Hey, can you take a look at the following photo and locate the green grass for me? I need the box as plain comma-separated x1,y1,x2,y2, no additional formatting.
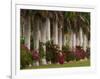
22,59,90,69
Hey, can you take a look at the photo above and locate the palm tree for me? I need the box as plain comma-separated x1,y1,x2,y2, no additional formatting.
58,11,64,50
49,11,59,45
79,12,90,51
20,9,31,50
64,12,78,51
63,12,90,51
39,11,50,65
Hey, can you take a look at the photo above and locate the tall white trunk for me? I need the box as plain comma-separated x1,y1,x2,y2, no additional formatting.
62,31,64,46
87,40,90,48
72,32,76,51
69,32,73,50
63,34,67,46
40,20,47,65
34,18,40,50
79,28,83,47
76,35,80,46
83,34,87,51
24,16,31,50
41,21,46,44
46,18,51,41
58,26,62,50
20,16,23,37
46,18,51,64
33,17,41,66
52,21,58,44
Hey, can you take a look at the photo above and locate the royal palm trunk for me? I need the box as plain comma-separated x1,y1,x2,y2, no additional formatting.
24,16,31,50
52,20,58,44
58,26,63,50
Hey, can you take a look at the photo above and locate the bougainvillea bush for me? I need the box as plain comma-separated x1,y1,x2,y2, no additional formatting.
74,46,87,61
86,47,90,59
45,41,52,62
20,44,33,69
45,41,59,64
32,50,40,62
39,42,45,59
65,51,75,62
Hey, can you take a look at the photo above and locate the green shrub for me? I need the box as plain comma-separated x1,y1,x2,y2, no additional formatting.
45,41,59,63
20,36,25,44
86,47,90,59
45,41,52,61
62,45,69,53
39,42,46,58
62,45,70,61
20,45,33,69
74,46,87,61
65,51,75,62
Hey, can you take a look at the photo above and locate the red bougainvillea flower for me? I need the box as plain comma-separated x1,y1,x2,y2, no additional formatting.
21,44,30,52
32,50,40,61
74,46,86,60
58,52,64,64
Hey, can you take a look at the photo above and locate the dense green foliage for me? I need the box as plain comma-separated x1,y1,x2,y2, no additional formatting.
20,45,33,69
45,41,59,63
39,42,45,59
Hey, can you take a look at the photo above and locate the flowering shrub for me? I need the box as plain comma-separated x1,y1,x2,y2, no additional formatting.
57,52,64,64
39,42,45,59
62,45,70,61
62,45,69,53
74,46,86,61
32,50,40,61
65,51,75,62
49,44,59,63
45,41,52,62
86,47,90,59
45,41,59,63
20,44,33,69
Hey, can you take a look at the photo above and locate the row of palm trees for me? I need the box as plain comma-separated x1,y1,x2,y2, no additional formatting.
20,9,90,65
63,12,90,51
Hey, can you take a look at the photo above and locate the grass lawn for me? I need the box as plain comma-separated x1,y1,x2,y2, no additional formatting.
23,59,90,70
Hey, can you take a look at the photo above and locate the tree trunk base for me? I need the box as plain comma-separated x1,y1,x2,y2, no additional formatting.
47,61,51,64
42,58,47,65
33,61,39,66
